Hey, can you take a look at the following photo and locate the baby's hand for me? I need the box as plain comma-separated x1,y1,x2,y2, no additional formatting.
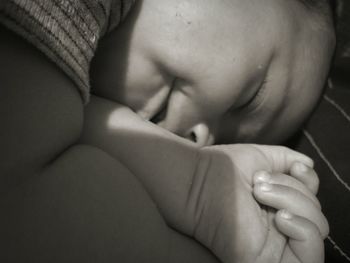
253,164,328,263
275,209,326,263
188,144,327,263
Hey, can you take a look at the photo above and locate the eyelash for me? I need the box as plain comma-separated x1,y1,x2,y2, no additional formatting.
241,79,267,111
150,79,176,124
150,94,169,124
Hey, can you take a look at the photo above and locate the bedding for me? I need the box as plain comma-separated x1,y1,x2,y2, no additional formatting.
291,1,350,261
292,83,350,263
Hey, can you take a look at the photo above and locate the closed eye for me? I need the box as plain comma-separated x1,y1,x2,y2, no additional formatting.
150,97,168,124
239,79,267,111
150,77,181,124
149,79,177,124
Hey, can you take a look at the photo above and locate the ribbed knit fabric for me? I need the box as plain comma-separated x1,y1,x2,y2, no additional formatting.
0,0,135,103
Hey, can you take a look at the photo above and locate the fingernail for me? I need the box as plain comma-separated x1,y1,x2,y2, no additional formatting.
296,162,308,173
280,209,293,220
255,171,271,183
260,182,272,192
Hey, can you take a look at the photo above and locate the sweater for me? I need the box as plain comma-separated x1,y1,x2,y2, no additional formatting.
0,0,135,103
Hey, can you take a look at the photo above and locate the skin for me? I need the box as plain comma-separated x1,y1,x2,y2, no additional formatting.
92,0,336,146
0,25,218,263
81,98,328,263
1,0,331,261
87,0,334,261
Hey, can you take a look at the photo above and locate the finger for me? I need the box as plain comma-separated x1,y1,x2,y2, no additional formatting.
253,171,321,208
290,162,319,194
254,183,329,237
251,145,314,173
276,210,325,263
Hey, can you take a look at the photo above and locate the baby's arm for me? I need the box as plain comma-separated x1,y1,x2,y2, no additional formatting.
0,24,218,263
81,96,325,263
80,95,203,233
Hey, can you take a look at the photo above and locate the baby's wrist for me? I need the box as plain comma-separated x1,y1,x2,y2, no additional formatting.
186,148,237,234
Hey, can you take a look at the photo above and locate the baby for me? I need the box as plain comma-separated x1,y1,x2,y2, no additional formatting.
83,0,335,261
0,0,335,262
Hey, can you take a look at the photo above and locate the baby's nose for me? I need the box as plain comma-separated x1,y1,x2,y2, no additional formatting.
186,123,215,147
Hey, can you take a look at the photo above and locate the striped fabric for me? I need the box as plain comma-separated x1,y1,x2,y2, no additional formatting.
290,80,350,263
305,5,350,261
0,0,135,103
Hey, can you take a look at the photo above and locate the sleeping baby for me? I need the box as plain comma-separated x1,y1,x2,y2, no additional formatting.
85,0,335,262
0,0,335,262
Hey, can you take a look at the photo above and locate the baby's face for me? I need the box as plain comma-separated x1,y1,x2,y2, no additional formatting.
92,0,335,145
